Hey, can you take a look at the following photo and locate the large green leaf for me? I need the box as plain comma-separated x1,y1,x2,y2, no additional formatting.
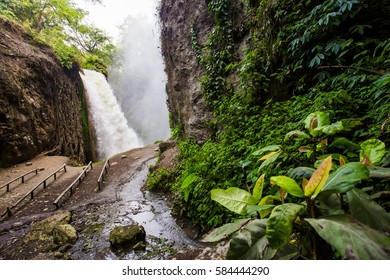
347,188,390,233
202,219,251,243
266,203,305,249
270,176,304,198
211,187,258,215
360,139,386,166
287,167,315,181
367,166,390,179
181,174,199,202
329,137,360,152
313,121,344,136
284,130,311,141
306,216,390,260
304,112,330,137
320,162,369,197
304,112,330,130
227,219,273,260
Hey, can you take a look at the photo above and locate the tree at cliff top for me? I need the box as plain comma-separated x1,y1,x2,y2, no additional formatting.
0,0,114,73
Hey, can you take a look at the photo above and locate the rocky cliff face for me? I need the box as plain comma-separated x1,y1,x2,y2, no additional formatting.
159,0,251,142
0,19,86,168
160,0,215,142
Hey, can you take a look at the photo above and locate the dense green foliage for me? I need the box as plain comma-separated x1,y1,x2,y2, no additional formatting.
0,0,114,73
152,0,390,259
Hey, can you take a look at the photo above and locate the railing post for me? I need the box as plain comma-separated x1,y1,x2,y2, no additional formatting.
43,180,47,189
64,165,67,172
30,191,34,199
6,184,9,192
22,176,25,184
7,207,12,217
54,173,57,180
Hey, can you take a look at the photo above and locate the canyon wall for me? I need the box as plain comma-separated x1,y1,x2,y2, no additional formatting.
0,19,86,168
160,0,215,142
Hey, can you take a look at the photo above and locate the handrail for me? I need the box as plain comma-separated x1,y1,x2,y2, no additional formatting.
0,169,40,192
2,164,67,218
97,159,110,190
53,161,93,209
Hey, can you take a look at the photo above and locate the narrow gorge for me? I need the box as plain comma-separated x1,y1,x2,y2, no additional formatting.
0,0,389,262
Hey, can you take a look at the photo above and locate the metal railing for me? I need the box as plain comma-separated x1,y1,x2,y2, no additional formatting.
1,164,67,218
53,161,93,209
97,159,110,190
0,169,40,192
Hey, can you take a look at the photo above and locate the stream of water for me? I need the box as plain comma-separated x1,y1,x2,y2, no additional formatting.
69,159,199,260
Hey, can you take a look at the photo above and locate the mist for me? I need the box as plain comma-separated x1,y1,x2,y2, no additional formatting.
108,13,170,145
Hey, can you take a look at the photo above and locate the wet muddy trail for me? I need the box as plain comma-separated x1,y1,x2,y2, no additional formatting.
69,159,201,260
0,145,211,260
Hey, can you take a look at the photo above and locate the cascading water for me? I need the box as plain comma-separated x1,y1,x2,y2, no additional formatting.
80,69,142,160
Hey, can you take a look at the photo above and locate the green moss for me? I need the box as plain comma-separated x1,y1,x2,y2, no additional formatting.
78,79,95,162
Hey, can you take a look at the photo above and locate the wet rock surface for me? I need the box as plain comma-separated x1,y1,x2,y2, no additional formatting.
160,0,214,142
0,19,86,168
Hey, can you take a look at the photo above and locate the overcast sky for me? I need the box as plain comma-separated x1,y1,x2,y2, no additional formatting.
77,0,159,40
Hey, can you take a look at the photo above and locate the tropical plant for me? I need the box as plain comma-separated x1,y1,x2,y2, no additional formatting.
206,149,390,259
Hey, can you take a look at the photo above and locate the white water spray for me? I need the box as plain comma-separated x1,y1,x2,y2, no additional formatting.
109,13,170,145
80,69,142,160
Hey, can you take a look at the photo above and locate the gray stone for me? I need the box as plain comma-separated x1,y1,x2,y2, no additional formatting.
109,225,146,248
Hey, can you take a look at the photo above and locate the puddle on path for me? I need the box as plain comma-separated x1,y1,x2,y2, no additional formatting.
69,159,200,260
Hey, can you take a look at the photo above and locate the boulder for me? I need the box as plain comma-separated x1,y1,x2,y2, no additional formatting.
23,211,77,255
24,211,72,243
53,224,78,246
109,225,146,248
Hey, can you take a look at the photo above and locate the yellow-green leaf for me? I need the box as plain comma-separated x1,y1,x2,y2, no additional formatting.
305,156,332,198
302,177,309,192
259,195,275,218
270,176,304,198
259,151,279,161
211,188,258,215
253,174,265,201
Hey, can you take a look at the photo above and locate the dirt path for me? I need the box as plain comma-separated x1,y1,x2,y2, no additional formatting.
0,144,177,259
0,144,225,260
0,156,83,217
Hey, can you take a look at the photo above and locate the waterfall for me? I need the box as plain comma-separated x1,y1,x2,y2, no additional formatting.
80,69,142,160
108,14,170,145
